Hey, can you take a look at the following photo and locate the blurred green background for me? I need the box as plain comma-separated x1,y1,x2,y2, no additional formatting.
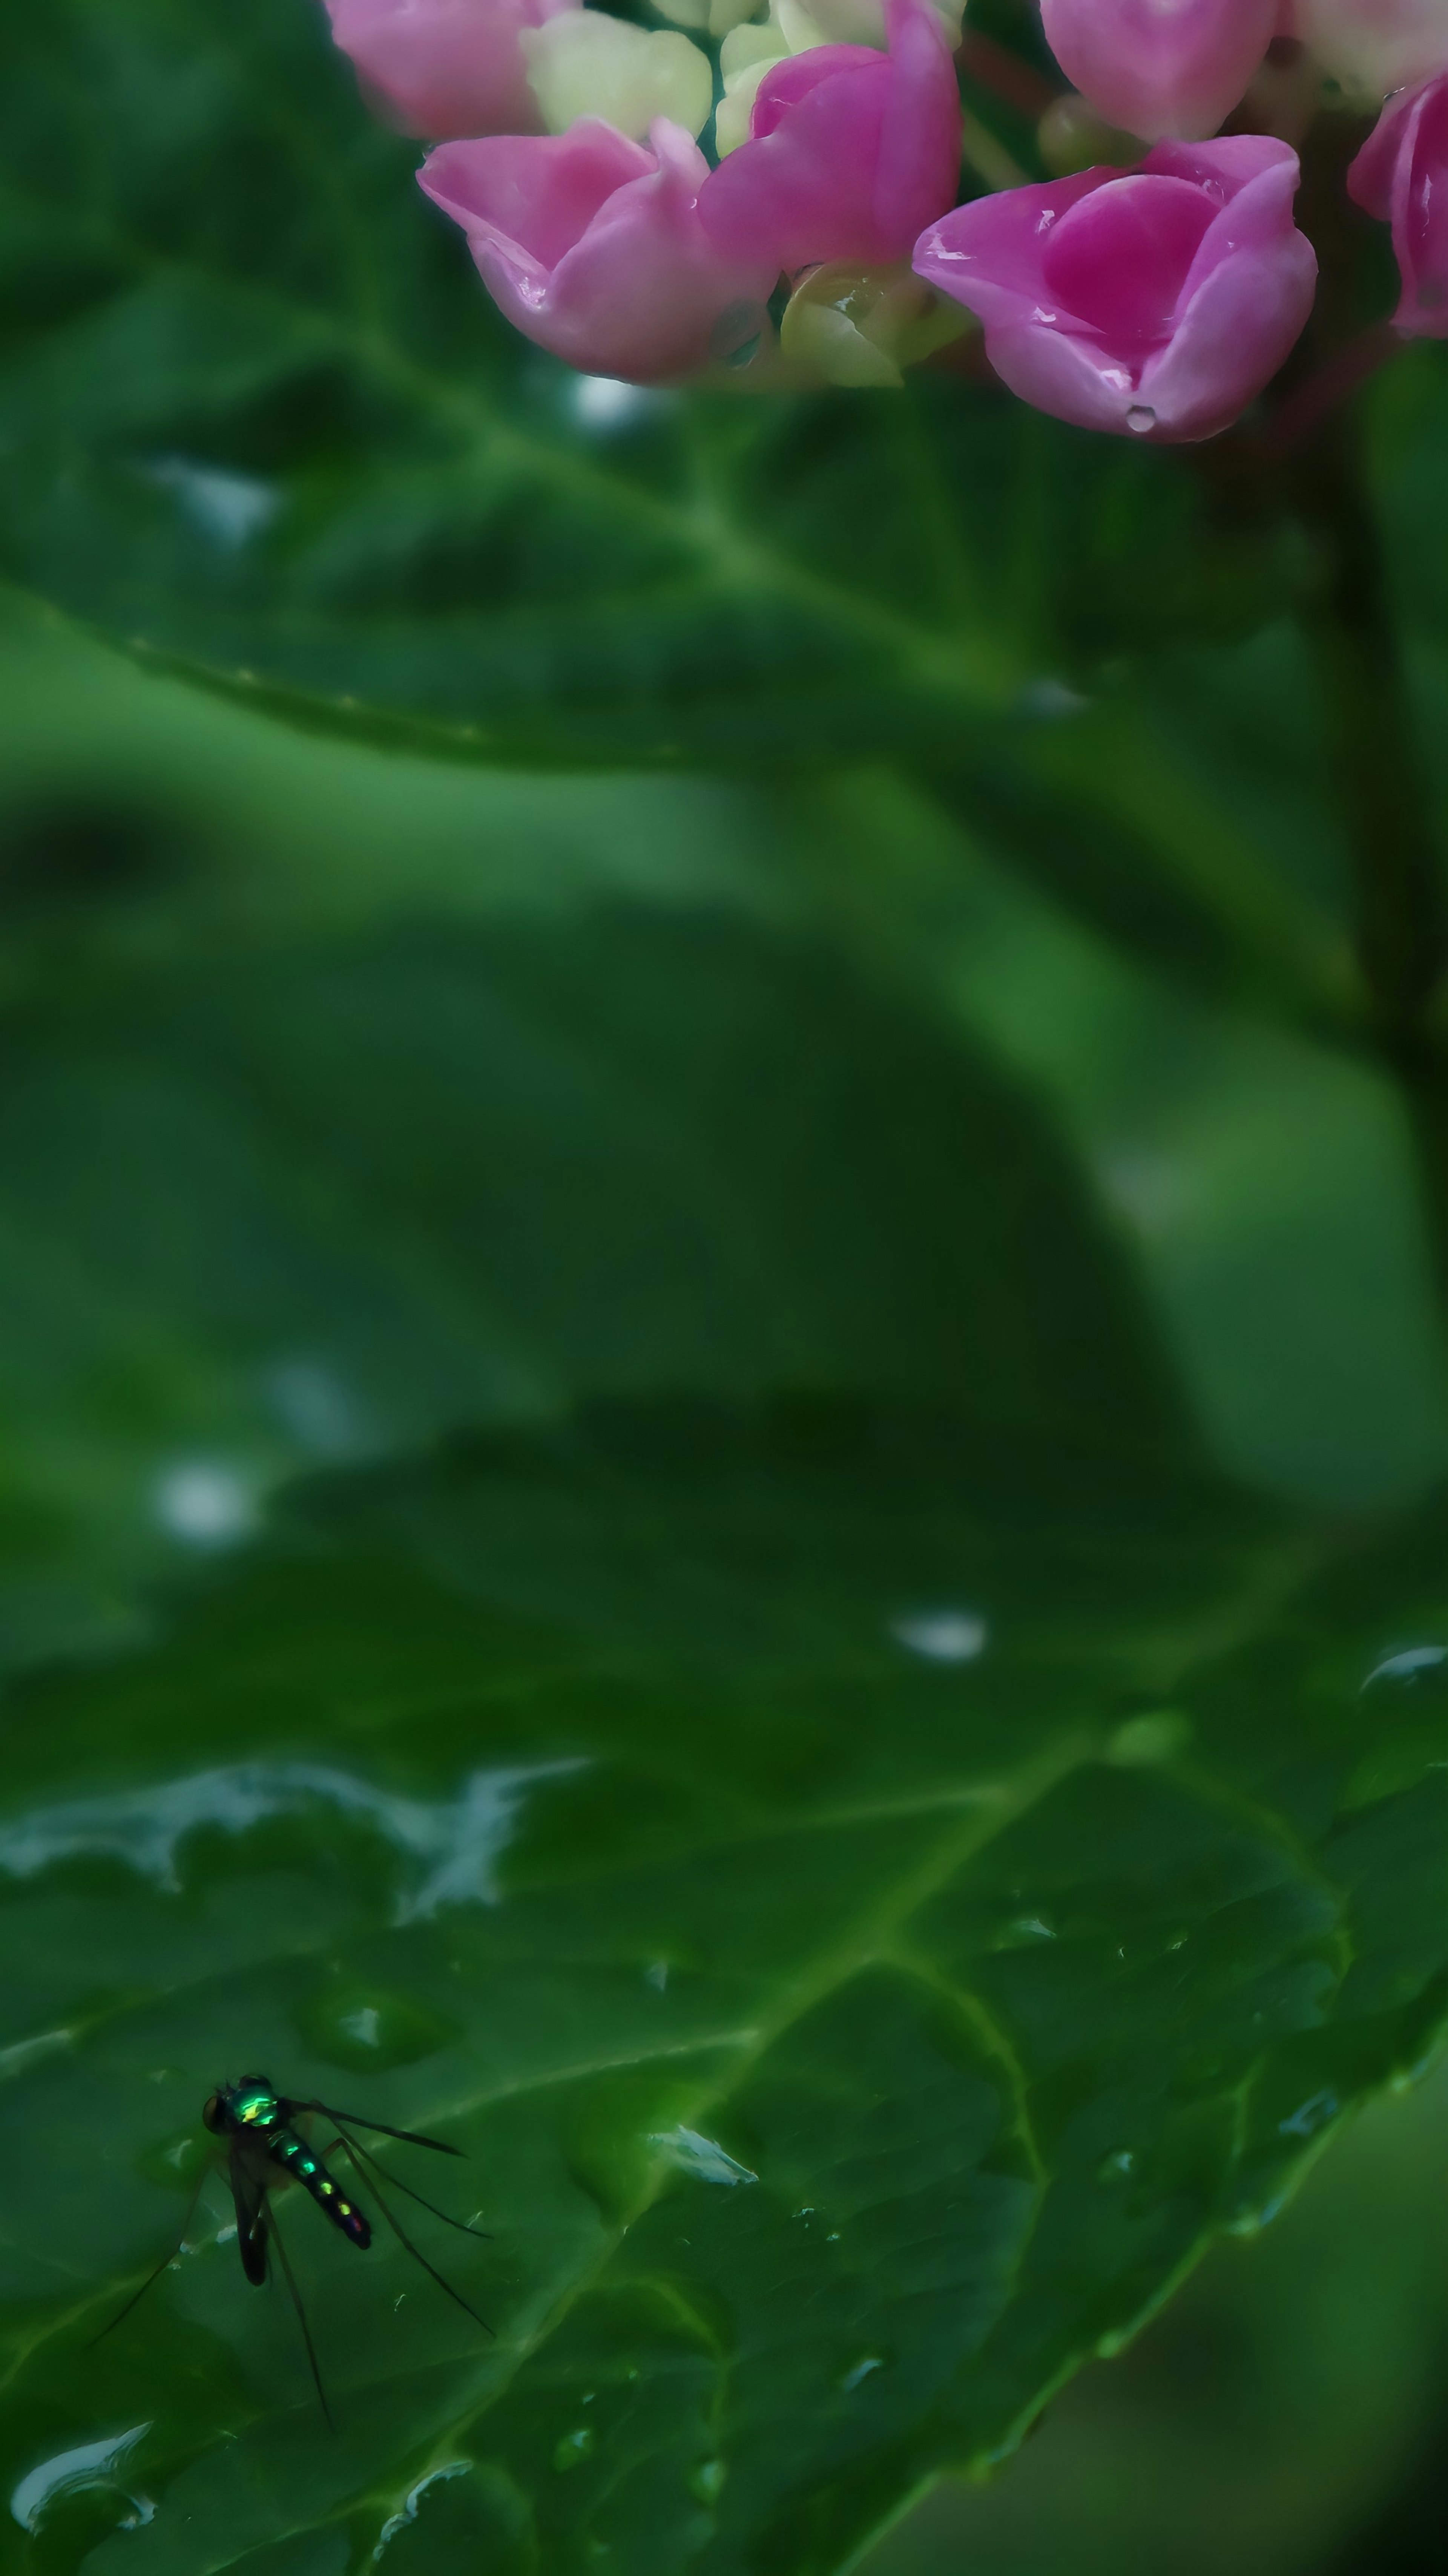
4,585,1444,2574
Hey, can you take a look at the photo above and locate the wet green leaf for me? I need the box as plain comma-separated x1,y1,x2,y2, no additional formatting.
0,1404,1445,2575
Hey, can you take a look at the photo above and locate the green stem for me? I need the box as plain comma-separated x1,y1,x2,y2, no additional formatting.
1287,411,1448,1307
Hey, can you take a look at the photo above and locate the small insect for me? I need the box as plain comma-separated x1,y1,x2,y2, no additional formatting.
97,2074,491,2423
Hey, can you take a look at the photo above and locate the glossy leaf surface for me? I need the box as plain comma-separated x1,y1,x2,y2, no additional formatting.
0,789,1442,2571
0,1398,1445,2576
0,0,1413,1017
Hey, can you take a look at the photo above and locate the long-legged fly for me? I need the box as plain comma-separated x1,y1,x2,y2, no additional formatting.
96,2075,491,2422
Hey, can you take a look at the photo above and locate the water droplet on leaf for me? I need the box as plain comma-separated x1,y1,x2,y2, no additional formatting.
649,2126,757,2187
890,1608,988,1663
294,1982,460,2073
1106,1711,1192,1765
553,2429,595,2473
10,2427,153,2535
1277,2088,1338,2139
1361,1644,1446,1693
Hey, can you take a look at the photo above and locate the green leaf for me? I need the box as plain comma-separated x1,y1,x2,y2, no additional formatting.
4,0,1413,1022
0,888,1185,1672
0,1404,1444,2576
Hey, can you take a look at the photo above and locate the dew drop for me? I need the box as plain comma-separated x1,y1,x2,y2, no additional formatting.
1126,404,1157,434
649,2126,757,2187
995,1912,1057,1948
371,2463,471,2561
153,1459,256,1548
1277,2088,1338,2139
574,374,645,428
1361,1643,1446,1692
294,1982,460,2073
891,1608,988,1664
553,2428,595,2473
1106,1710,1192,1766
689,2458,727,2506
838,2354,884,2392
11,2427,152,2535
1096,2149,1134,2183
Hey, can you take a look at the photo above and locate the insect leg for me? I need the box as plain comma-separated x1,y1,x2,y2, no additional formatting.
266,2202,335,2431
294,2100,464,2156
325,2125,491,2239
88,2168,210,2347
332,2133,493,2335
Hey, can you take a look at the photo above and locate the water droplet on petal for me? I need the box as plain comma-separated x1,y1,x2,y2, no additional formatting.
1126,404,1156,434
574,375,647,429
710,300,765,365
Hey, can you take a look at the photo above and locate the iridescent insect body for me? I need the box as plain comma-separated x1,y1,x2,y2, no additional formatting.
99,2073,490,2422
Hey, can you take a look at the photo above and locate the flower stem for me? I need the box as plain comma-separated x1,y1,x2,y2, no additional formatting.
1288,410,1448,1305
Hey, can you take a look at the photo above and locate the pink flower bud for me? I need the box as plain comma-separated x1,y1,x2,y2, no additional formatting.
913,136,1317,440
418,119,779,381
323,0,576,141
1039,0,1279,140
699,0,962,274
1348,74,1448,334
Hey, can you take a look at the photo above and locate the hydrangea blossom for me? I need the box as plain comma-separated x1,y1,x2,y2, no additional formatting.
320,0,1448,437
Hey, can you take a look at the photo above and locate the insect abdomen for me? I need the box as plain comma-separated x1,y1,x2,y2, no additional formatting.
270,2129,371,2248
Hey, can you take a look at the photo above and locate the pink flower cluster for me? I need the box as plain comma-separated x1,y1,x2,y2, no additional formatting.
319,0,1448,440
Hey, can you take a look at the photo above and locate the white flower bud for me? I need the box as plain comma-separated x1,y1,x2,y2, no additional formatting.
779,259,971,387
523,13,714,140
1295,0,1448,100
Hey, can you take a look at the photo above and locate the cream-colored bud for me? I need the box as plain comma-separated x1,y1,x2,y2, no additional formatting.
651,0,763,26
778,0,882,44
720,17,787,75
779,260,972,388
1295,0,1448,100
714,55,775,150
523,14,714,141
774,0,962,46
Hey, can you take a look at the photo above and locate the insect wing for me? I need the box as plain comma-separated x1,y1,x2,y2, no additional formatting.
229,2138,270,2286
